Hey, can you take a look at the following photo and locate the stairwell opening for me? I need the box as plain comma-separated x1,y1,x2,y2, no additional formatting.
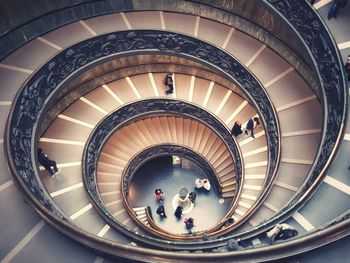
128,155,232,234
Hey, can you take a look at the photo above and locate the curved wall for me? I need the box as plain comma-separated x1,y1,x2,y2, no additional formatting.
0,0,316,90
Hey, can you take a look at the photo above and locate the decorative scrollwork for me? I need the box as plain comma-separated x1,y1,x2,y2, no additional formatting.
83,99,242,204
252,0,347,225
7,29,280,247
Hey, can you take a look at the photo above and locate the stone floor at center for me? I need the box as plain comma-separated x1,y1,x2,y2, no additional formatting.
128,157,233,234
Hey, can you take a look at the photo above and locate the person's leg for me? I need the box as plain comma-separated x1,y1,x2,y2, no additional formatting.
165,84,172,93
47,159,58,173
328,2,336,19
166,83,174,93
250,128,255,138
43,163,55,176
334,2,341,18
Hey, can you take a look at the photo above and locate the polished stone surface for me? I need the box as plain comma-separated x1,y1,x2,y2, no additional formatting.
128,157,233,234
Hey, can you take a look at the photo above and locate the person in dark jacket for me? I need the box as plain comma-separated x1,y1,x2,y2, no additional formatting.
231,120,243,137
156,204,167,218
266,223,298,241
245,117,260,138
328,0,341,19
189,192,197,204
274,228,298,241
184,217,194,229
174,205,183,219
164,73,174,94
345,54,350,82
38,148,61,177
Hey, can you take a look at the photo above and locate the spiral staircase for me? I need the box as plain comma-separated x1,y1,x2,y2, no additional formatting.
0,0,349,262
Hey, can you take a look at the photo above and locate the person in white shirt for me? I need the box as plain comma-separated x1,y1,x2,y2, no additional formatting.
194,178,211,191
203,179,211,191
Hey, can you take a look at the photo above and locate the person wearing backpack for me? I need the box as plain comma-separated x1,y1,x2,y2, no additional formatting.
163,73,174,94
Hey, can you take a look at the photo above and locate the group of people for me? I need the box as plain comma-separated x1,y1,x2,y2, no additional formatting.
154,189,167,217
174,206,194,230
163,72,264,140
194,178,211,191
154,177,211,230
155,188,195,230
231,117,261,139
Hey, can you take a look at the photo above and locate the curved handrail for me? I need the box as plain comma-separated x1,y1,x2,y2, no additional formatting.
6,29,279,251
121,143,222,197
213,0,348,241
120,144,226,239
85,101,242,241
2,1,347,262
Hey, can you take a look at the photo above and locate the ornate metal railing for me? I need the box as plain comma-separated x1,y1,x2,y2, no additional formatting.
6,29,279,252
120,144,226,240
83,101,240,241
213,0,348,241
4,0,346,260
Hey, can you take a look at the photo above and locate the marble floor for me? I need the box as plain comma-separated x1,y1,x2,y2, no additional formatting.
128,156,233,234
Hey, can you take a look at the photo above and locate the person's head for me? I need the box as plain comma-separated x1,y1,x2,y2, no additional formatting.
167,73,172,77
348,55,350,62
253,117,260,125
235,120,241,125
38,148,42,154
203,179,208,183
228,217,234,224
155,189,161,194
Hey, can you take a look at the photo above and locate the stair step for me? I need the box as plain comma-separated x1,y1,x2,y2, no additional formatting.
193,123,205,151
209,144,227,164
213,155,233,171
175,117,184,145
222,185,236,193
222,192,235,198
197,128,212,153
133,207,147,212
219,171,236,183
137,214,147,220
159,116,172,142
139,217,148,223
202,132,218,156
206,138,222,160
218,165,235,178
222,179,236,187
135,211,146,216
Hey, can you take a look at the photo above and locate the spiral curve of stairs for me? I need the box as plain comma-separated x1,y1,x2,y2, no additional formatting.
0,1,349,263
